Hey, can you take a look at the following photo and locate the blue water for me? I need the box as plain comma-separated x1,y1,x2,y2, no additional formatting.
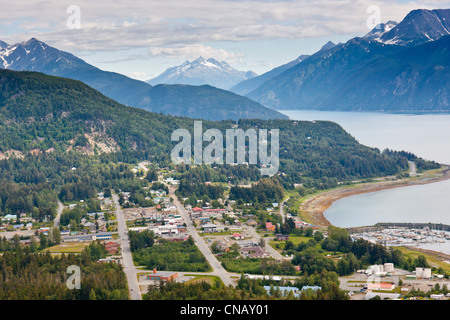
282,110,450,227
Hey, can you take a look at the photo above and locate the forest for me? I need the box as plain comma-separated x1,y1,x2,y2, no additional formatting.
131,236,211,272
0,69,439,221
0,241,128,299
143,271,348,300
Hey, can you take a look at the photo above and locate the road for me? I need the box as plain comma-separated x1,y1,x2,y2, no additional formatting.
280,197,290,224
408,161,417,177
53,200,65,228
113,193,142,300
245,225,286,260
168,186,235,287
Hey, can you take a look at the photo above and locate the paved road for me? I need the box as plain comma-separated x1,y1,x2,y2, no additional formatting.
408,161,417,177
245,226,286,260
168,186,235,287
280,197,290,224
113,194,142,300
53,200,65,228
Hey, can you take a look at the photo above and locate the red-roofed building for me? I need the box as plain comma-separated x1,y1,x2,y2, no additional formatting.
192,207,203,212
103,241,120,254
233,233,244,240
367,282,395,291
266,222,276,231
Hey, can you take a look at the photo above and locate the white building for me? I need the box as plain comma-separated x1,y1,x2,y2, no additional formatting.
384,263,394,273
149,224,178,236
415,267,432,279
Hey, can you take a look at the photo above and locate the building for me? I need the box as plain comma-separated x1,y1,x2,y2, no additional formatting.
237,239,259,248
232,233,244,240
301,286,321,292
241,246,270,258
146,269,178,282
149,224,179,237
202,223,217,233
168,234,190,242
415,267,432,279
275,234,289,241
266,222,276,231
4,214,17,221
367,282,395,291
62,232,112,242
264,286,300,298
365,292,401,300
103,241,120,254
245,274,282,281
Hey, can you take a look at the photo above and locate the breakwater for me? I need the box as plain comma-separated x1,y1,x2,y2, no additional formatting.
347,222,450,234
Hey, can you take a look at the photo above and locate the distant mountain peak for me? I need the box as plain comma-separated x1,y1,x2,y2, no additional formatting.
378,9,450,46
320,41,337,51
0,40,8,49
147,56,257,89
364,21,398,41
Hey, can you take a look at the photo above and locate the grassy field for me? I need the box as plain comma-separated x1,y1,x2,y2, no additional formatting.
397,247,450,273
269,235,312,251
184,275,224,287
44,242,90,254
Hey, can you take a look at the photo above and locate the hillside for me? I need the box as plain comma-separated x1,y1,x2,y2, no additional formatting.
230,55,310,96
0,69,419,184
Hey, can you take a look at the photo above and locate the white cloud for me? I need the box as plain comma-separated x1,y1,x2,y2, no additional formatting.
2,0,448,51
2,0,450,73
148,44,244,62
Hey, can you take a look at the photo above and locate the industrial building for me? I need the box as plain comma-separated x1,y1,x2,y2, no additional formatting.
146,269,178,282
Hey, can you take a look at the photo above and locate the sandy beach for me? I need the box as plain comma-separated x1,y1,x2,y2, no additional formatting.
299,165,450,228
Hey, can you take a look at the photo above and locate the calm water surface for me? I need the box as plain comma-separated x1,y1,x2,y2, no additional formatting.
282,110,450,253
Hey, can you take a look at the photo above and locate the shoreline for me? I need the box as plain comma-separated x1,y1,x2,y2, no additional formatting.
299,165,450,228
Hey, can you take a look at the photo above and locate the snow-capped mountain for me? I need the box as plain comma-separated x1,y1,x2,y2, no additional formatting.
147,57,257,90
363,21,398,42
0,38,89,71
0,38,287,121
376,9,450,46
0,40,8,49
245,8,450,113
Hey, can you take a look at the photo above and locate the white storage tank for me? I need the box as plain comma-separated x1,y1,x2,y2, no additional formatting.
384,263,394,273
423,268,432,279
415,267,424,279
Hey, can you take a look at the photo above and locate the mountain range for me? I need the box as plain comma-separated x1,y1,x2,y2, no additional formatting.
236,8,450,112
0,38,287,121
147,57,257,90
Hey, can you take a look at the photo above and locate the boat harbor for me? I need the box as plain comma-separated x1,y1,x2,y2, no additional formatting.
348,223,450,255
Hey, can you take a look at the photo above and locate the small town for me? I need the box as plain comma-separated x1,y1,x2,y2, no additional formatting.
1,161,449,301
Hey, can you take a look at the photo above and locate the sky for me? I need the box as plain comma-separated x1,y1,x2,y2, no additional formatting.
1,0,450,81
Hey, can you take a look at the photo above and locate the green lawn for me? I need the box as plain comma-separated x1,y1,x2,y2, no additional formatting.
44,242,90,254
269,235,313,251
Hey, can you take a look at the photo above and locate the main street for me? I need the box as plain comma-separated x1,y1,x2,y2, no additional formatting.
113,193,142,300
168,186,235,287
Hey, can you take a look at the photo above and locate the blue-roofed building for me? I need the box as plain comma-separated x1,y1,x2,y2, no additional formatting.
264,286,300,298
301,286,321,291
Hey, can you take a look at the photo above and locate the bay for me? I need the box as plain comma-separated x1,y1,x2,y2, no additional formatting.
282,110,450,254
282,110,450,227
